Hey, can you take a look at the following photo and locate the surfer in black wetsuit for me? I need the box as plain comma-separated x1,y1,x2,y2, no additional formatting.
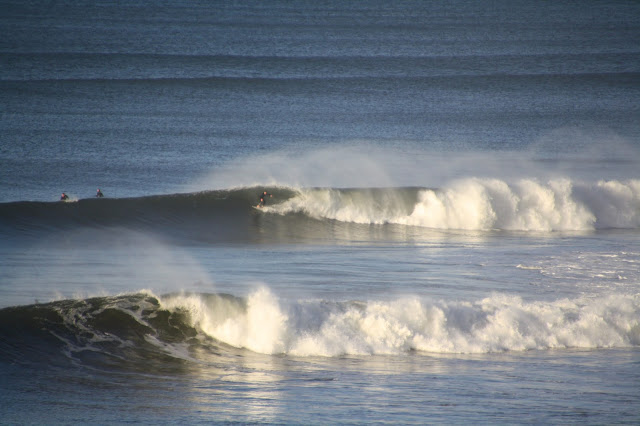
60,193,69,201
96,188,104,198
258,190,272,207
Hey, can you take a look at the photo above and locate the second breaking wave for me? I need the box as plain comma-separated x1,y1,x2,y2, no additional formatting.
1,290,638,365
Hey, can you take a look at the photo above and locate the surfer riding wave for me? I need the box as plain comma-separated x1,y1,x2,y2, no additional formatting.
257,190,272,208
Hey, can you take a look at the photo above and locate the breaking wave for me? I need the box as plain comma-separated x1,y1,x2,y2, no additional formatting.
269,178,640,231
1,290,639,366
171,288,640,356
1,179,638,244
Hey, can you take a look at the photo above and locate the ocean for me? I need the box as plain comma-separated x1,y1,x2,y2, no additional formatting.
1,0,639,424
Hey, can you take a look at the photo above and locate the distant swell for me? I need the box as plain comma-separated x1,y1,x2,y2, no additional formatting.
1,179,639,244
1,290,639,365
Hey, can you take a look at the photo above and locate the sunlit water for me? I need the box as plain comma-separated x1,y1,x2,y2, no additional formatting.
1,0,639,423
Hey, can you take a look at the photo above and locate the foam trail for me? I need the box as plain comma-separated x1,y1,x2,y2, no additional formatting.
161,289,640,356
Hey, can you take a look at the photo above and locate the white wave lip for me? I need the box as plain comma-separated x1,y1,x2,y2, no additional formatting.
273,178,640,231
161,289,640,357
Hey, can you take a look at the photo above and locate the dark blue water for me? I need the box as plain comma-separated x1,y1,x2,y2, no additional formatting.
1,1,639,423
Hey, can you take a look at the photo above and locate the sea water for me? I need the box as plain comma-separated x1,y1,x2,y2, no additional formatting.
1,1,639,424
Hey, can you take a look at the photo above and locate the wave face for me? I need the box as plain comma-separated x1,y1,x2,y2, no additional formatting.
0,187,295,243
1,179,639,243
1,290,638,366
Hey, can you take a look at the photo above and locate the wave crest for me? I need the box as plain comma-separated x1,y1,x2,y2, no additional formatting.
1,179,638,241
171,289,640,356
272,179,640,231
2,290,638,362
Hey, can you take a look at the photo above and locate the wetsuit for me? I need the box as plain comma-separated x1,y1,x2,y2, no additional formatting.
258,191,271,207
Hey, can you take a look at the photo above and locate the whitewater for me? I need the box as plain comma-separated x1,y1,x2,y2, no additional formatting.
261,178,640,231
2,154,640,425
2,0,640,424
152,289,640,356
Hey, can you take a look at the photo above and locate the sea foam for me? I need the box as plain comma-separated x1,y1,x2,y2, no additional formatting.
160,288,640,356
271,178,640,231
